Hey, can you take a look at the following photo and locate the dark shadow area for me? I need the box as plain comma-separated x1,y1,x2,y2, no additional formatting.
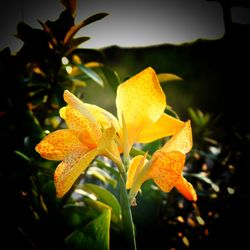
1,1,250,249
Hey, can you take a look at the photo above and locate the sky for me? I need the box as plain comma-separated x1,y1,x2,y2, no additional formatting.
0,0,249,52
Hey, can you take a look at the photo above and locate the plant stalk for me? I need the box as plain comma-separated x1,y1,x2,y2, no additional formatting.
119,174,137,250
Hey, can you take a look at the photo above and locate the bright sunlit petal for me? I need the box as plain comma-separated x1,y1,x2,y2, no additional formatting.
175,175,197,201
162,120,192,154
137,113,185,143
116,67,166,147
54,148,98,198
150,151,186,192
35,129,85,160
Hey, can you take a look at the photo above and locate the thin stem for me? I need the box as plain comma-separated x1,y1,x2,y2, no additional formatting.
119,174,137,250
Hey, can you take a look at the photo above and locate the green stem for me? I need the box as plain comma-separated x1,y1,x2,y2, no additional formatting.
119,174,137,250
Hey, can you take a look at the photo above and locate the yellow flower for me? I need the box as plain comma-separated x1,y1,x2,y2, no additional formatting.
126,121,197,202
116,67,184,154
35,91,121,198
35,67,185,198
59,67,184,155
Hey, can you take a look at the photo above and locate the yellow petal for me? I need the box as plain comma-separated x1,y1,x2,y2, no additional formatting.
54,148,98,198
175,176,197,201
97,125,121,162
162,120,192,154
63,90,97,125
137,113,185,143
116,67,166,147
63,90,101,139
60,105,100,147
126,155,148,189
35,129,86,160
150,151,186,192
85,103,119,131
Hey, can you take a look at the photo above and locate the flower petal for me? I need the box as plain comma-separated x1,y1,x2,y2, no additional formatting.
150,151,186,192
60,105,100,147
63,90,98,125
126,155,147,189
85,103,119,131
35,129,86,160
63,90,102,142
162,120,192,154
137,113,185,143
97,125,121,164
54,148,98,198
116,67,166,147
175,176,197,201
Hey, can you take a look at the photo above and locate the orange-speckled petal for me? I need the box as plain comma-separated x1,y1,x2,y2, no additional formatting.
63,90,101,141
162,120,192,154
63,90,99,126
116,67,166,147
150,151,186,192
137,113,185,143
85,103,119,131
54,148,98,198
60,105,100,147
175,175,197,201
35,129,86,160
126,155,147,189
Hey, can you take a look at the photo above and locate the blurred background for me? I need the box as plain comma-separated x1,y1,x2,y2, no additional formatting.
1,0,250,249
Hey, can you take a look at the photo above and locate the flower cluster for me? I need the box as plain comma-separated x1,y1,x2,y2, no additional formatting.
35,67,197,202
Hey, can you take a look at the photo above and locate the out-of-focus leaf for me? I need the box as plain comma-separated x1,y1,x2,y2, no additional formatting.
38,20,58,47
95,159,119,178
165,105,180,119
65,206,111,250
73,62,104,86
45,10,74,43
62,203,100,228
85,61,104,68
65,37,91,55
141,139,162,155
64,13,108,43
87,166,117,188
24,110,45,139
14,150,31,162
188,108,211,127
82,184,121,225
101,67,121,92
130,147,150,159
157,73,182,83
84,205,111,250
65,229,98,250
187,172,220,192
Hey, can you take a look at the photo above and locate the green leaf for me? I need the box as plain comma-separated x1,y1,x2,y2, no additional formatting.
85,208,111,250
65,36,91,55
65,230,97,250
73,62,104,86
87,166,117,188
186,172,220,192
157,73,182,83
141,139,163,155
101,67,121,92
83,183,121,225
14,150,31,162
65,207,111,250
64,13,109,43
